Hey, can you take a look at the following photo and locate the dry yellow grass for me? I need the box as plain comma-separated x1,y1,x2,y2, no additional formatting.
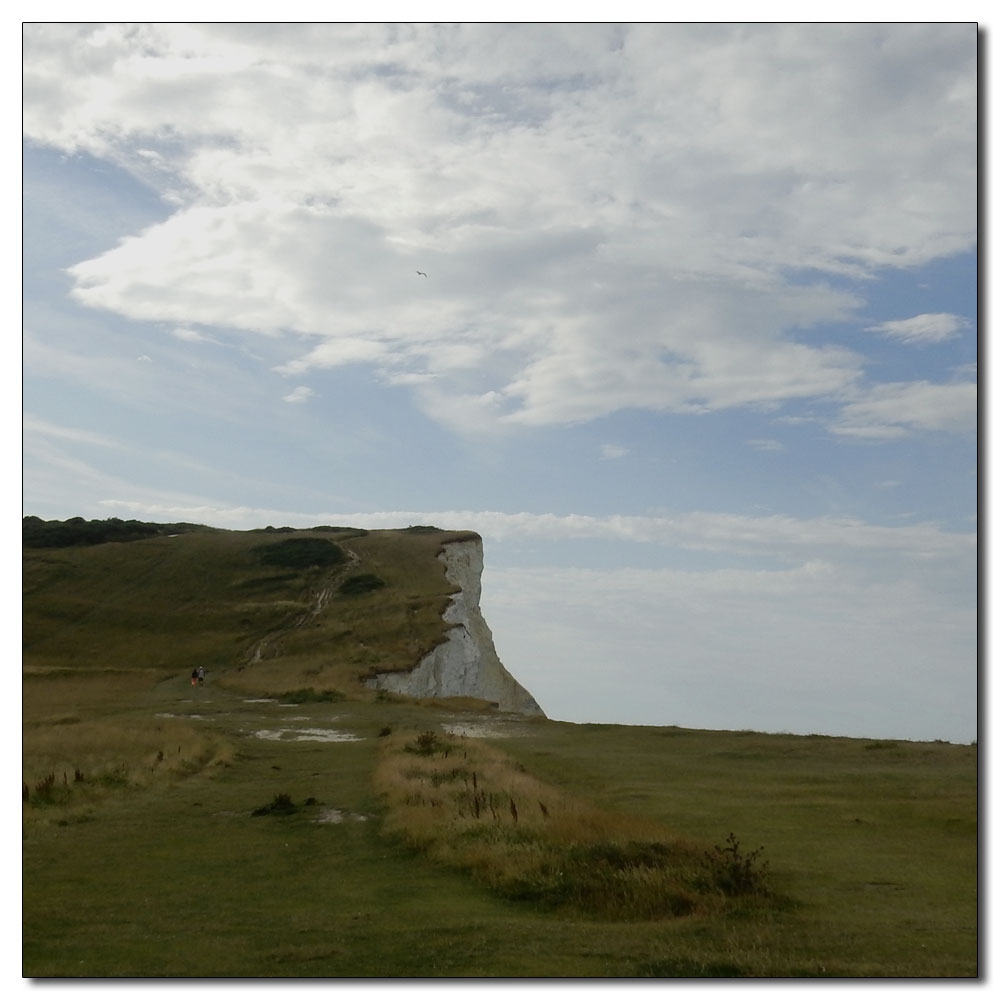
373,727,724,920
23,668,234,818
24,715,230,783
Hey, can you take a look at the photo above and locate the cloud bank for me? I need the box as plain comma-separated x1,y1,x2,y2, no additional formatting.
23,23,976,437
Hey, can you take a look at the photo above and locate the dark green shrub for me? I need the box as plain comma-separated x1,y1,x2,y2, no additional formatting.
252,793,298,816
406,731,447,756
251,537,347,569
337,573,386,596
273,688,344,704
700,833,770,896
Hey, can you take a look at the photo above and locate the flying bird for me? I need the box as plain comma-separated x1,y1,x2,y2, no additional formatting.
416,271,427,277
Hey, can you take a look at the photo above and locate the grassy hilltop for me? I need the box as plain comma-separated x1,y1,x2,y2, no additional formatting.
22,518,978,978
23,517,480,698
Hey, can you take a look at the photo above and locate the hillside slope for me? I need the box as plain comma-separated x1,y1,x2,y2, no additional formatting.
22,518,542,713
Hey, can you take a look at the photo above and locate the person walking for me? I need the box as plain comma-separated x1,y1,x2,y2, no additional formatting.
197,666,206,686
191,668,198,687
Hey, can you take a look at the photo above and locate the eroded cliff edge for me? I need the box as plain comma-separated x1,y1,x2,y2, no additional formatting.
363,538,545,716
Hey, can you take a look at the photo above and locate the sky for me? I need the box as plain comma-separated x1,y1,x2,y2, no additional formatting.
20,20,979,744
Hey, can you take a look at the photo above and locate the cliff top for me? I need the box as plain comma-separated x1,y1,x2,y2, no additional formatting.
23,517,486,702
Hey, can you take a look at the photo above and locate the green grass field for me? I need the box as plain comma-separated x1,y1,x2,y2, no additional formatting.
22,674,978,978
22,522,978,978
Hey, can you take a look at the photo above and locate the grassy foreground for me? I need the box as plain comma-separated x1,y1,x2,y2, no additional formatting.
23,671,977,978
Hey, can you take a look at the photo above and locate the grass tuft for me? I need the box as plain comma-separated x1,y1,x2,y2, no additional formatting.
252,793,299,816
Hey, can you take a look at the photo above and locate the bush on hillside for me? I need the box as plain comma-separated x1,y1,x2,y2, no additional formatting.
252,793,298,816
700,833,771,896
405,730,449,756
272,688,345,704
338,573,387,596
251,537,347,569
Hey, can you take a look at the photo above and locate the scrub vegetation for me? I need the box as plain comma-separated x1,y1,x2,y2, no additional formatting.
22,519,978,978
374,728,775,920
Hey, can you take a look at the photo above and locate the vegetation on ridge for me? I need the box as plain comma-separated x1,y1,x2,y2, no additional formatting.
22,515,214,548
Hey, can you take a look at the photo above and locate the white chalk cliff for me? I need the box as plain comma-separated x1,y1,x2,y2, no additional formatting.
363,538,545,716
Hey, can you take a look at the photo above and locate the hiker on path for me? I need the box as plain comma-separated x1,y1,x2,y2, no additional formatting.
197,666,206,686
191,668,198,687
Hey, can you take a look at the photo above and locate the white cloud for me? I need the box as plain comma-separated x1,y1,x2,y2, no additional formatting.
410,386,508,436
172,326,216,344
276,338,390,375
23,23,976,434
600,444,629,460
748,438,784,451
832,381,977,439
282,385,314,404
866,313,971,344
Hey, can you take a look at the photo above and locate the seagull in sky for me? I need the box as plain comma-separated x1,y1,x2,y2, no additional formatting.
416,270,427,277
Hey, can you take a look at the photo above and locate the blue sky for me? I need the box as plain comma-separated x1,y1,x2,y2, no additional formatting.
21,21,978,743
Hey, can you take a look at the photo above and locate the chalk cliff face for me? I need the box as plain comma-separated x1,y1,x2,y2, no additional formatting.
363,539,545,716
